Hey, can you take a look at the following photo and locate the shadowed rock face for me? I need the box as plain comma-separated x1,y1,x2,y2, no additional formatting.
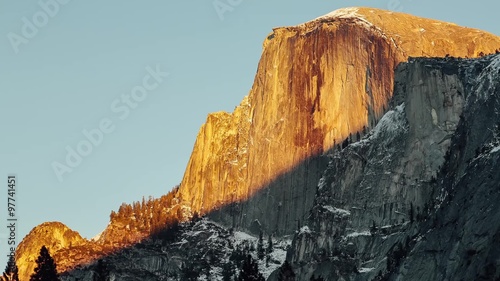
14,7,500,281
175,7,500,235
287,54,500,281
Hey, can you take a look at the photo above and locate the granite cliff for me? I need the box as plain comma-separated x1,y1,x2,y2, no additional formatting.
13,7,500,281
176,7,500,235
285,53,500,281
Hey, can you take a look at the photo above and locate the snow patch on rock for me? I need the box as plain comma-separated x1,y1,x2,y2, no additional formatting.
323,206,351,218
359,267,375,273
346,230,371,238
315,7,362,21
233,231,257,243
91,230,104,242
312,7,374,30
299,226,311,234
491,145,500,154
476,54,500,100
371,103,406,139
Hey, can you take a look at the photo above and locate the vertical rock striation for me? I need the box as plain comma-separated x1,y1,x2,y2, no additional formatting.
287,54,500,281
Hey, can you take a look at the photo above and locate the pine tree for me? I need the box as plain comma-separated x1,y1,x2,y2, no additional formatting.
342,138,349,149
249,242,256,252
277,260,295,281
257,231,265,260
181,260,200,281
222,262,235,281
309,275,325,281
266,234,273,255
370,220,377,236
94,259,109,281
3,257,19,281
30,246,59,281
409,202,414,224
237,255,264,281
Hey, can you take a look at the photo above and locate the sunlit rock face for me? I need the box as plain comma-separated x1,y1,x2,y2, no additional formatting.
175,7,500,234
16,222,88,281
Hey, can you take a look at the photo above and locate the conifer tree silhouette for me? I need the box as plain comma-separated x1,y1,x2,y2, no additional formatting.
238,255,264,281
30,246,59,281
94,259,110,281
309,275,325,281
2,257,19,281
277,260,295,281
266,234,273,255
257,231,265,260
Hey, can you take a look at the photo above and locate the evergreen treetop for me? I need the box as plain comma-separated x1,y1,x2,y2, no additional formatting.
310,275,325,281
257,231,265,260
30,246,59,281
266,234,273,255
3,256,19,281
94,259,109,281
277,260,295,281
238,255,264,281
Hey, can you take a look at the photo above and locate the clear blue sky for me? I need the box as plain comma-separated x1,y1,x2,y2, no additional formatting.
1,0,499,268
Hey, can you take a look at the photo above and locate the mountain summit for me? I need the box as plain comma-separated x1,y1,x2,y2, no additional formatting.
15,7,500,281
174,6,500,235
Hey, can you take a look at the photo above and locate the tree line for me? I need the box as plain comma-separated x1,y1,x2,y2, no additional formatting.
3,238,326,281
1,246,109,281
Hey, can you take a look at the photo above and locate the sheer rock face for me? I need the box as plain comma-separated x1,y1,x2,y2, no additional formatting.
288,54,500,281
175,7,500,234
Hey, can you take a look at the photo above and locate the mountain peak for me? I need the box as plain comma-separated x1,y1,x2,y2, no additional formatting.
303,6,453,26
16,222,88,281
293,7,500,59
311,7,372,25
